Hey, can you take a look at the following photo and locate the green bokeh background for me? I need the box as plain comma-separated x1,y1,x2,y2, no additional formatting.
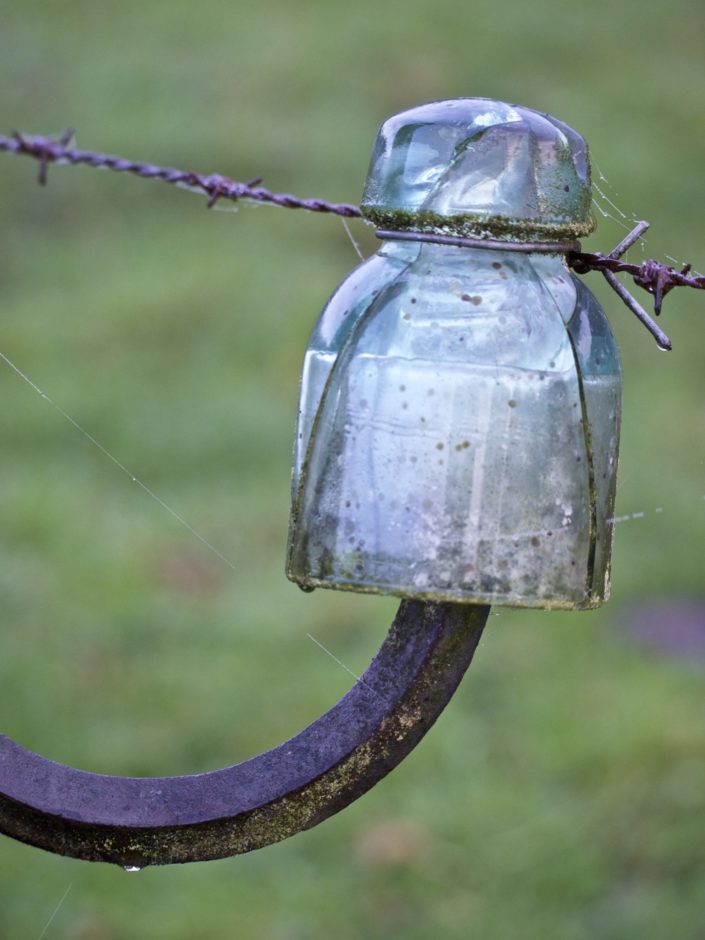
1,1,704,937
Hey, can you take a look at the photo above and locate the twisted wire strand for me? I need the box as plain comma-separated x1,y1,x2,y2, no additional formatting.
0,131,362,217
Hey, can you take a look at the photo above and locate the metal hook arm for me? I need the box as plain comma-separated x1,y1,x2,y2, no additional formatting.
0,600,489,867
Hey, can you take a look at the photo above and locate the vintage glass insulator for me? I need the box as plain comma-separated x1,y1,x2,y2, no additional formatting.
287,98,622,610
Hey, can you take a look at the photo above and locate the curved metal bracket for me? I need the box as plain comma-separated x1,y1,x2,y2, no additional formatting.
0,600,489,866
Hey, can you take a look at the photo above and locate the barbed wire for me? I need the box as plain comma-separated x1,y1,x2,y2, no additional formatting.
0,130,361,216
2,129,703,350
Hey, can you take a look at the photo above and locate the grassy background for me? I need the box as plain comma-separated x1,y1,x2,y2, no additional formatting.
0,1,704,937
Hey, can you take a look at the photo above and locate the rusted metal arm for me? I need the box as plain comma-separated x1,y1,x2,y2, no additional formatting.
0,600,489,867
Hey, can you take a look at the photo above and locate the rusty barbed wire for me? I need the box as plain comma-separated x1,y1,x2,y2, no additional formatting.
0,130,362,217
569,253,701,312
2,130,703,350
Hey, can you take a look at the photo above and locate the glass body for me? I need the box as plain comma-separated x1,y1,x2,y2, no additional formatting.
292,240,420,494
287,240,621,610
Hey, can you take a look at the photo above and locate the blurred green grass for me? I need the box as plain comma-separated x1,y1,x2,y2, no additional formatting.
0,1,704,937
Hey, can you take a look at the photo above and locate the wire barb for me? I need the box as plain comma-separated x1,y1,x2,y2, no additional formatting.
603,221,672,348
602,268,672,350
606,220,650,260
568,219,705,348
569,221,704,325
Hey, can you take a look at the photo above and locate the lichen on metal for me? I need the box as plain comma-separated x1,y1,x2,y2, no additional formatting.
0,601,488,866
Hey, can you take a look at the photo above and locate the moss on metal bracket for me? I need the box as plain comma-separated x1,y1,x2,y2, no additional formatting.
0,601,488,866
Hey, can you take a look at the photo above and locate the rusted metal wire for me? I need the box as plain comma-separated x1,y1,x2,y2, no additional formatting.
2,129,703,344
572,220,673,349
569,251,702,310
0,130,362,217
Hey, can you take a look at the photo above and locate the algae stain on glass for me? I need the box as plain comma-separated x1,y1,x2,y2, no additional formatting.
287,99,622,611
